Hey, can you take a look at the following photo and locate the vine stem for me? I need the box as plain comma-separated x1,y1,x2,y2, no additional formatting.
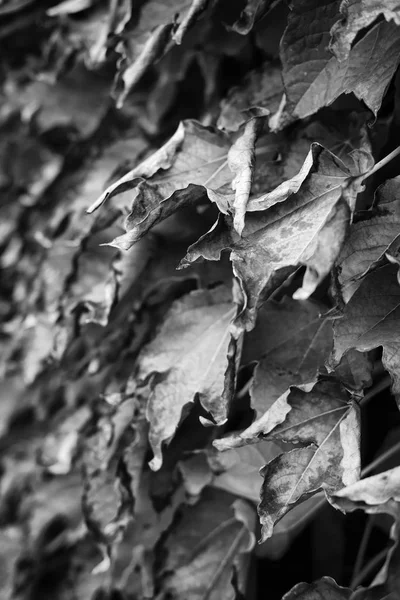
350,548,388,589
358,144,400,183
350,515,375,588
285,436,400,536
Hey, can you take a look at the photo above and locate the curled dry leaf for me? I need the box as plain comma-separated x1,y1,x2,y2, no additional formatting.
281,0,400,119
87,120,232,250
115,0,209,106
215,378,360,541
330,0,400,61
137,285,240,470
227,116,264,235
336,176,400,302
183,143,366,331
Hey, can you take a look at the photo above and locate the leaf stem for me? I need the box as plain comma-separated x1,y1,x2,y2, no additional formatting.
360,145,400,183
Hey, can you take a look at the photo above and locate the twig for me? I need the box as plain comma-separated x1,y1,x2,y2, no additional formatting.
360,145,400,182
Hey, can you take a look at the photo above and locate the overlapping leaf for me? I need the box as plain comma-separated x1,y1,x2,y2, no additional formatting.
330,0,400,61
183,143,368,331
332,468,400,599
282,577,351,600
217,61,284,131
336,176,400,302
137,285,240,470
215,378,360,541
115,0,210,106
87,120,232,249
281,0,400,119
155,488,255,600
332,264,400,398
242,297,333,415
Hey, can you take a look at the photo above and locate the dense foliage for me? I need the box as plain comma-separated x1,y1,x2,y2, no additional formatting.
2,0,400,598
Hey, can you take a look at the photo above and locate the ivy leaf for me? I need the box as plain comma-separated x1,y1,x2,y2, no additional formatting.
282,577,351,600
281,0,400,119
336,177,400,302
156,489,255,600
217,61,284,132
332,466,400,514
115,0,209,106
330,0,400,61
137,285,240,470
215,379,360,541
87,120,232,250
242,297,333,415
183,143,364,331
332,264,400,398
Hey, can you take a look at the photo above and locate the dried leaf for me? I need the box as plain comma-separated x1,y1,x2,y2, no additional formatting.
217,61,284,132
242,297,333,415
183,144,364,331
88,120,232,250
82,396,142,541
281,1,400,119
228,116,264,235
257,380,360,541
215,379,360,540
330,0,400,61
282,577,351,600
336,177,400,302
156,488,255,600
115,0,210,106
229,0,278,34
332,469,400,599
7,65,110,138
332,466,400,514
137,285,240,470
332,263,400,398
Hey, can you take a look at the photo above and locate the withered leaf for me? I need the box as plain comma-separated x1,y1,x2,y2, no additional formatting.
332,264,400,399
138,285,239,470
282,577,351,600
330,0,400,61
156,488,255,600
215,379,360,541
115,0,209,106
281,1,400,119
88,120,232,250
332,466,400,514
242,296,332,415
336,177,400,302
217,61,284,132
332,469,400,599
82,396,141,541
183,143,365,331
226,116,264,235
